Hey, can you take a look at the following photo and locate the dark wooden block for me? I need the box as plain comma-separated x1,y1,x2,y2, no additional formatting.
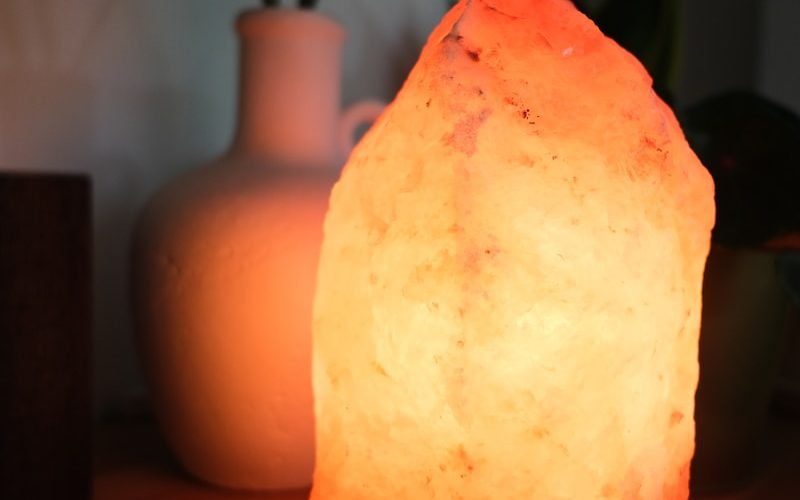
0,173,91,500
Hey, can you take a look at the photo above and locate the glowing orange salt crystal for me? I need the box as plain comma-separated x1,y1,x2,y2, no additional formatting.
311,0,714,498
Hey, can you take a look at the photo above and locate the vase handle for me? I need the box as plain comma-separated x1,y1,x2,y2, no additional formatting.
339,99,386,156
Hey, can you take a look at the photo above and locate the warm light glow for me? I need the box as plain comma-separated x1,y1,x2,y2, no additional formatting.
311,0,714,498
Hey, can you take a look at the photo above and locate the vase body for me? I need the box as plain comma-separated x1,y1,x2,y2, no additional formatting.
132,9,381,491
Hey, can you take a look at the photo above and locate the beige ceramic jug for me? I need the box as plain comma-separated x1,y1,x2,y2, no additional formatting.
132,7,383,491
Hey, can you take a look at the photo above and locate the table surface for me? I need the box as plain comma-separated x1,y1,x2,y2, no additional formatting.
93,417,800,500
93,421,308,500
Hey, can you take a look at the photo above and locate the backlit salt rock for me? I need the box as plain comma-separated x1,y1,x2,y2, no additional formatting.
311,0,715,498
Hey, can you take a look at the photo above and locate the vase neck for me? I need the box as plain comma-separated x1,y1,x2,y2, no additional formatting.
232,10,346,167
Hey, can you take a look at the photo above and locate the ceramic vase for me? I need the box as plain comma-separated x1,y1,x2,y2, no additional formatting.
132,8,383,490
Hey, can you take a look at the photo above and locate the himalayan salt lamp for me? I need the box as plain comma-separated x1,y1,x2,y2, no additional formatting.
312,0,715,498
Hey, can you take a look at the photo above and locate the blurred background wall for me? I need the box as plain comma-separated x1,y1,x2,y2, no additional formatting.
759,0,800,113
0,0,794,417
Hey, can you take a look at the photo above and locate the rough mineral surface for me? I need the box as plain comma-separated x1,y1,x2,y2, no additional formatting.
311,0,715,499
